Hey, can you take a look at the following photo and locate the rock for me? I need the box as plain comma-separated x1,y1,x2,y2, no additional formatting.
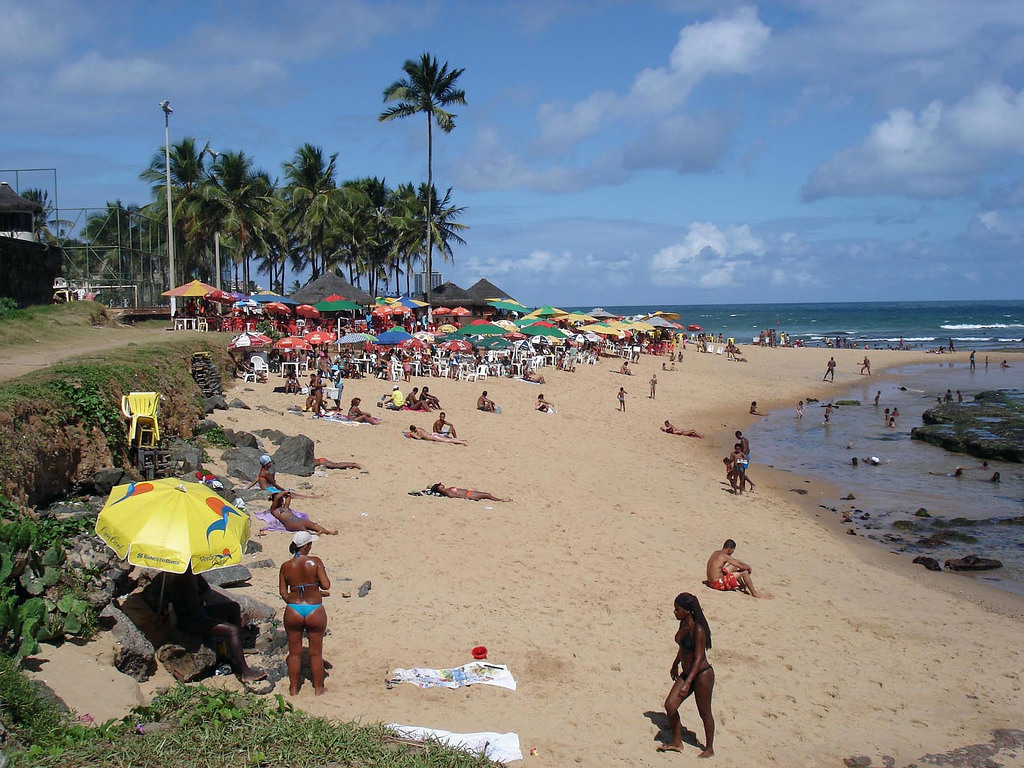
208,586,276,623
236,487,269,504
221,447,264,481
789,488,808,495
913,556,942,571
272,435,315,476
945,555,1003,571
247,558,275,569
914,508,931,517
358,580,372,598
912,390,1023,462
195,419,219,434
156,641,217,682
228,398,251,410
89,468,128,495
841,493,856,500
254,428,288,445
253,623,288,655
256,405,278,414
204,394,229,413
100,603,156,682
916,537,951,548
222,428,258,449
844,757,873,768
893,519,925,532
835,400,861,406
168,439,204,475
245,540,263,555
846,529,856,535
202,565,252,588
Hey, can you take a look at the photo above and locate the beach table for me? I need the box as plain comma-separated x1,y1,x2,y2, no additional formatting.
281,361,300,379
173,317,198,331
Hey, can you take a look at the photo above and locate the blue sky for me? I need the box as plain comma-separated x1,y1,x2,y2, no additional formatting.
4,0,1024,306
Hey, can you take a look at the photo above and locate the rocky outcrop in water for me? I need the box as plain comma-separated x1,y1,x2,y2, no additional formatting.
911,390,1023,462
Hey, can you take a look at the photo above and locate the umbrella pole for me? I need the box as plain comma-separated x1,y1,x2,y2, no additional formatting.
158,572,168,624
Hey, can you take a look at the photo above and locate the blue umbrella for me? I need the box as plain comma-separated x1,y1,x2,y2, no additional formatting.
375,328,413,345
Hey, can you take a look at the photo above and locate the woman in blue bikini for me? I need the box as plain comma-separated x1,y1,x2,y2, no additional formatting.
279,531,331,696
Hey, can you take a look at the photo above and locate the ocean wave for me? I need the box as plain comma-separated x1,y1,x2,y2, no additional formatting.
880,337,935,342
940,323,1024,330
953,337,995,342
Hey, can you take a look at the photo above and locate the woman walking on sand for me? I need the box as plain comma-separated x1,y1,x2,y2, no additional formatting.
660,592,715,758
279,531,330,696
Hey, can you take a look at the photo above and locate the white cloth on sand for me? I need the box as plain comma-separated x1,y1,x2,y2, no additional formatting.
389,661,516,690
388,724,522,763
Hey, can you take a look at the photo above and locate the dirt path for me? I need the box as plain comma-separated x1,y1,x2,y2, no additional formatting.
0,327,207,381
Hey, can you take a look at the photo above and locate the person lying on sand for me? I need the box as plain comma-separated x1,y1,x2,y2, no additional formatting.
406,425,468,445
662,420,703,438
522,370,545,384
314,457,362,471
706,539,760,597
429,483,511,502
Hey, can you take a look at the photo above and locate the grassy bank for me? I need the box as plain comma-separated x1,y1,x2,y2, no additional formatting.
0,339,232,507
0,301,114,350
0,663,495,767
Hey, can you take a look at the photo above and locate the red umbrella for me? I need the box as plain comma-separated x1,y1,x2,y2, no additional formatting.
440,339,473,352
304,330,336,345
399,338,427,350
323,294,347,302
505,332,527,341
264,302,292,315
296,304,321,319
274,336,311,351
450,307,471,316
205,289,237,305
688,324,702,331
434,307,453,315
228,331,272,349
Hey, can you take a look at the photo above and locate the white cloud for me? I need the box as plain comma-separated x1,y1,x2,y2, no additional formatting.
803,83,1024,200
52,52,174,95
651,221,766,287
536,6,769,151
2,2,82,62
463,249,574,277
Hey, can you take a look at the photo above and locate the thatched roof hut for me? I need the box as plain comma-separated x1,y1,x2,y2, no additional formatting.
417,280,474,307
465,278,517,304
0,182,43,238
289,272,372,306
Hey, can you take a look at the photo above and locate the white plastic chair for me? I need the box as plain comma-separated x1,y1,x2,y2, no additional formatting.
390,360,403,381
250,356,269,382
467,364,489,382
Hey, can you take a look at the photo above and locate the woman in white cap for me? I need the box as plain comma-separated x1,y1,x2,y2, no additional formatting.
251,455,338,536
279,531,331,695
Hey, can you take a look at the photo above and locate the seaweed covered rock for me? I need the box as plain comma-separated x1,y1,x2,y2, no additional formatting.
911,390,1023,462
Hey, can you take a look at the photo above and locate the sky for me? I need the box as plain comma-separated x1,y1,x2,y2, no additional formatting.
3,0,1024,307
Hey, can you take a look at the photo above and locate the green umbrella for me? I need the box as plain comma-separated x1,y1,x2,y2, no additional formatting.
315,299,363,312
487,299,527,312
528,305,567,318
520,324,569,338
456,323,506,336
475,336,513,350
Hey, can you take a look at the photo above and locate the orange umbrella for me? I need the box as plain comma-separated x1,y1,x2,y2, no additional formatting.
450,307,471,316
264,302,292,315
323,294,347,302
274,336,311,351
434,307,453,315
163,279,217,297
304,330,336,345
295,304,321,319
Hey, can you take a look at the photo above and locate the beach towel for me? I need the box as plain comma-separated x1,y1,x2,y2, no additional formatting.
254,508,310,532
387,725,522,763
315,412,370,425
388,661,517,691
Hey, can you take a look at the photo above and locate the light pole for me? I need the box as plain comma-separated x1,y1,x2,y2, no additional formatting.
160,100,176,316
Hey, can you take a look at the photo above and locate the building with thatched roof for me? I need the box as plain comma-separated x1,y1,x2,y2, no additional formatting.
416,280,474,307
289,272,372,306
0,182,43,242
465,278,517,304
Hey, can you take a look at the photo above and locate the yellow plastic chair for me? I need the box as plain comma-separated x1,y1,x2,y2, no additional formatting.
121,392,161,448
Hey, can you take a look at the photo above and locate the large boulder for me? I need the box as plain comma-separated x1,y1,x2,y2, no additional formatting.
222,428,259,449
100,603,156,682
221,447,263,481
204,394,229,414
254,428,287,445
208,586,276,624
228,398,251,410
88,468,129,495
157,639,217,682
168,439,204,475
945,554,1003,571
912,390,1023,462
203,565,252,588
272,435,315,476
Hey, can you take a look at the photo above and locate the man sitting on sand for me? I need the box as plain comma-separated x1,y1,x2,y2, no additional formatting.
432,412,457,438
379,385,405,410
662,420,703,438
619,361,632,375
477,391,499,412
706,539,760,597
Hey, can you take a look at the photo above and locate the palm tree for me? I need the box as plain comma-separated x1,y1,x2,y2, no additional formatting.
281,144,340,280
420,183,468,271
388,183,424,295
379,53,466,312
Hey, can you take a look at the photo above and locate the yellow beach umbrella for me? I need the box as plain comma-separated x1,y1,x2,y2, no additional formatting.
563,312,596,323
437,323,458,334
627,321,657,332
494,319,519,332
162,279,217,298
95,478,250,575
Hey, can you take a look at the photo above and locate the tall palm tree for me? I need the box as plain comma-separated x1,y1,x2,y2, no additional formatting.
388,183,424,296
281,144,340,280
379,53,466,312
420,183,468,271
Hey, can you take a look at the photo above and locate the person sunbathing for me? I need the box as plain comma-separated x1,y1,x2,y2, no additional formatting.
536,394,555,413
314,457,362,470
429,483,511,502
406,425,468,445
347,398,381,424
662,420,703,438
522,370,546,384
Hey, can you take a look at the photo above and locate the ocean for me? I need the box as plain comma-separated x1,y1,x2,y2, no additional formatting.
564,300,1024,592
573,300,1024,352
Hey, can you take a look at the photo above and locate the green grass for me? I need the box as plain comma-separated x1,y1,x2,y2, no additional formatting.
0,301,113,349
3,680,498,768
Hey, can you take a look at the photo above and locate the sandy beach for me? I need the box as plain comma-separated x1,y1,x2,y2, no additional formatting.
35,344,1024,766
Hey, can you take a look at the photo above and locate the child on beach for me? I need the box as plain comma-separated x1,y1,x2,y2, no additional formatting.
618,387,628,412
650,374,657,399
795,400,803,418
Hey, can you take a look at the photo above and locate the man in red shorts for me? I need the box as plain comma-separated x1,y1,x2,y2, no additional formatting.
706,539,760,597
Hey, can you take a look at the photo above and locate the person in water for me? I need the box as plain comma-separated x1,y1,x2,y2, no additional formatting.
278,531,331,696
660,592,716,758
